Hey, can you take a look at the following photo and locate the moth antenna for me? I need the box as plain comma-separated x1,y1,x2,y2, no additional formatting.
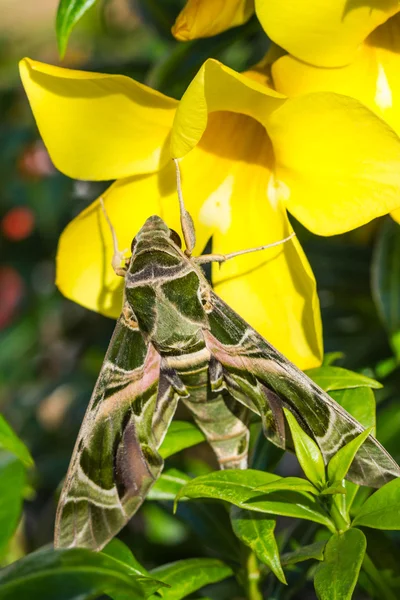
173,158,196,256
99,197,129,277
194,232,296,265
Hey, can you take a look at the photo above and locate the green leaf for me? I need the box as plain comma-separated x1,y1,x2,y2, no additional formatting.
283,409,326,489
0,416,33,468
330,387,375,430
147,468,191,501
0,455,25,556
149,559,232,600
159,421,205,459
56,0,98,58
255,476,319,496
175,470,335,532
102,539,149,576
230,506,286,584
327,427,373,485
372,218,400,358
353,478,400,529
0,546,166,600
314,529,366,600
320,481,346,496
281,541,326,566
306,366,381,391
323,352,345,366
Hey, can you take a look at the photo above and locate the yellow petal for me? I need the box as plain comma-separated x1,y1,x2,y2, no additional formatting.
268,92,400,235
255,0,399,67
179,110,323,368
172,0,254,41
19,58,177,180
391,208,400,224
56,165,211,317
271,15,400,136
170,58,285,158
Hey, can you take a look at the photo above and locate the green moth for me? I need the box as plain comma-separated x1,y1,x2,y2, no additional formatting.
55,160,400,550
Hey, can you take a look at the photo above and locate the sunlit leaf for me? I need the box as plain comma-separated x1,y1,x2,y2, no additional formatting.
149,558,232,600
327,428,373,485
230,506,286,584
284,408,326,489
353,478,400,530
0,455,25,556
102,539,149,576
56,0,98,58
0,416,33,468
281,541,326,566
147,469,190,501
175,470,335,531
255,476,318,496
159,421,205,459
314,529,366,600
330,387,375,431
306,366,381,391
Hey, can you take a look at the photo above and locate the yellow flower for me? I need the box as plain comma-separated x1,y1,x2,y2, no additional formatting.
172,0,254,41
255,4,400,223
19,58,400,368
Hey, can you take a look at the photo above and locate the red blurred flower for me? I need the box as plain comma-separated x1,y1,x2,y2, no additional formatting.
2,207,35,241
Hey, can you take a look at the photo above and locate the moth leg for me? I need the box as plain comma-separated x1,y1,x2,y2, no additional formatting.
173,158,196,256
99,197,129,277
194,232,296,266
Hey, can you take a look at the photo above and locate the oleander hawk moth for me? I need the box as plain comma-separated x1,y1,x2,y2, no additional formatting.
55,161,400,550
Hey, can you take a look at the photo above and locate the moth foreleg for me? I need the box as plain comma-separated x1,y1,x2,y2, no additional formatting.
99,197,129,277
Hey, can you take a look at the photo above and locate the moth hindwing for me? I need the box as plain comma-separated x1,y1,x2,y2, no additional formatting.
55,210,400,551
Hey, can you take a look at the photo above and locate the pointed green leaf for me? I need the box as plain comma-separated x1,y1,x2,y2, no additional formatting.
230,506,286,584
330,387,375,430
0,455,25,556
255,476,319,496
149,559,232,600
284,409,326,489
306,366,381,391
0,416,33,468
159,421,205,459
175,470,335,532
56,0,98,58
281,541,326,566
314,529,366,600
328,428,374,485
353,478,400,529
0,547,166,600
372,218,400,359
147,469,190,501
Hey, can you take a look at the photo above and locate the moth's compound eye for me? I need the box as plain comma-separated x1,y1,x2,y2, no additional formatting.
169,229,182,248
130,236,138,253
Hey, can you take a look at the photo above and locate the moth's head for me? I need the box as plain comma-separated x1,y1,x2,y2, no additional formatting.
130,215,182,255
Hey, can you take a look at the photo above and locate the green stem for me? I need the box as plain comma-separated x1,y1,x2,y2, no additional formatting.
362,554,397,600
245,550,263,600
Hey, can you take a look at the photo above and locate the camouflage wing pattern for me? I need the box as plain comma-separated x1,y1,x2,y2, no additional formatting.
55,211,400,551
203,291,400,488
54,308,180,550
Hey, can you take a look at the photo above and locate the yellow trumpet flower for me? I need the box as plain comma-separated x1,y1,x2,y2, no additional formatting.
19,57,400,368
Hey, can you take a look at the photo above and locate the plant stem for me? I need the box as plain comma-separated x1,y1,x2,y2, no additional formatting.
245,550,263,600
362,553,397,600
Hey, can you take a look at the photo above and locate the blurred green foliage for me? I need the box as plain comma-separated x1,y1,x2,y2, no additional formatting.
1,1,400,598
